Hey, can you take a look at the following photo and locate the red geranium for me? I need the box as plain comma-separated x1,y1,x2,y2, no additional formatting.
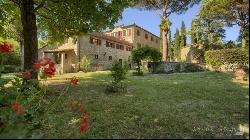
32,58,56,78
70,77,78,85
11,101,25,115
0,41,13,53
80,114,88,132
22,70,33,80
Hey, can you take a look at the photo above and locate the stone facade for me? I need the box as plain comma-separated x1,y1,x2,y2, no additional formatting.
104,24,161,49
40,24,160,73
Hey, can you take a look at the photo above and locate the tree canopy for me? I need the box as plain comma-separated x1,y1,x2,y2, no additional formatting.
0,0,138,73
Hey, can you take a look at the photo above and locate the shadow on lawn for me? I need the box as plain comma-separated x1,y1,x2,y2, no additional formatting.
46,71,249,139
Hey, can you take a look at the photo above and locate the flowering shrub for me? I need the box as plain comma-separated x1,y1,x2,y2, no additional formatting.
0,56,88,138
0,41,13,53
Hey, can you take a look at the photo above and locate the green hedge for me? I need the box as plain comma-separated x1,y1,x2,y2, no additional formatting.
205,48,249,67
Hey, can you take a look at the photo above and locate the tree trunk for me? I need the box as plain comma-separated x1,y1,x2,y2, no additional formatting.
20,0,38,76
241,27,247,48
162,29,168,61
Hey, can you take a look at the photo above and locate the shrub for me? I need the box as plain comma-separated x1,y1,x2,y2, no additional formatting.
106,61,128,93
204,48,249,67
132,46,162,75
183,63,204,72
80,55,92,72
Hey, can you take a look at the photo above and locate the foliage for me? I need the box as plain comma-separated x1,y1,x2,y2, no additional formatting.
0,39,20,66
198,0,249,48
180,21,187,47
132,46,162,75
174,28,180,61
159,18,172,31
111,61,129,84
0,0,138,71
106,61,128,93
168,30,174,61
183,63,204,72
0,56,86,138
137,0,201,60
80,55,92,73
205,48,249,67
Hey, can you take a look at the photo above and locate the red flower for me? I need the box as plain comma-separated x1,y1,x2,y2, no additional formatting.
80,114,88,132
0,41,13,53
11,101,25,115
78,104,84,112
11,102,19,110
22,70,33,80
70,77,78,85
32,58,56,78
16,107,24,115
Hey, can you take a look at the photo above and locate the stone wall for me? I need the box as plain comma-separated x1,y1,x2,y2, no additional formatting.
78,35,132,70
132,26,160,49
146,62,205,74
105,24,161,49
180,47,204,64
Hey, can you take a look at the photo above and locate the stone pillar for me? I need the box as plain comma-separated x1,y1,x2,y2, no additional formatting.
61,52,65,73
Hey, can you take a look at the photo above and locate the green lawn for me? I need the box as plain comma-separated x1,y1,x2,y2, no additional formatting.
42,71,248,139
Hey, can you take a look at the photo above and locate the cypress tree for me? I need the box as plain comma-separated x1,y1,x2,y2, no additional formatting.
180,21,187,47
174,28,180,61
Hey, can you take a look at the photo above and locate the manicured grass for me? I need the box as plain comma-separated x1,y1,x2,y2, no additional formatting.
43,71,248,139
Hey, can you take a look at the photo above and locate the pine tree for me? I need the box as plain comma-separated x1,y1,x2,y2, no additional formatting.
174,28,180,61
180,21,187,47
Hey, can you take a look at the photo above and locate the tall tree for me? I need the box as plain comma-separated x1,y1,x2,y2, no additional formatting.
0,0,137,76
190,19,196,45
180,21,187,47
138,0,201,61
199,0,249,48
168,30,174,61
174,28,180,61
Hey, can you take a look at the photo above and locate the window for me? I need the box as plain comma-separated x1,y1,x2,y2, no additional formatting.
90,37,101,45
116,44,120,49
126,46,132,51
90,37,94,44
115,32,118,37
128,29,131,36
111,42,115,48
106,41,109,47
137,30,140,36
137,43,141,48
94,55,98,59
109,56,112,60
118,31,122,36
119,59,122,62
156,39,158,43
151,36,154,41
120,45,124,50
65,54,68,59
123,30,126,36
145,33,148,39
97,39,101,45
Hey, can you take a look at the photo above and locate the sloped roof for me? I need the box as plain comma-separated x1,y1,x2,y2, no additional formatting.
44,48,74,53
89,32,133,47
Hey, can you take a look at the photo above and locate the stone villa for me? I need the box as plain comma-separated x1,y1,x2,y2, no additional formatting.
39,24,161,73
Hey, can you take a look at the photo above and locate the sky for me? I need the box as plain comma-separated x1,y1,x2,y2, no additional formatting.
115,4,241,44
